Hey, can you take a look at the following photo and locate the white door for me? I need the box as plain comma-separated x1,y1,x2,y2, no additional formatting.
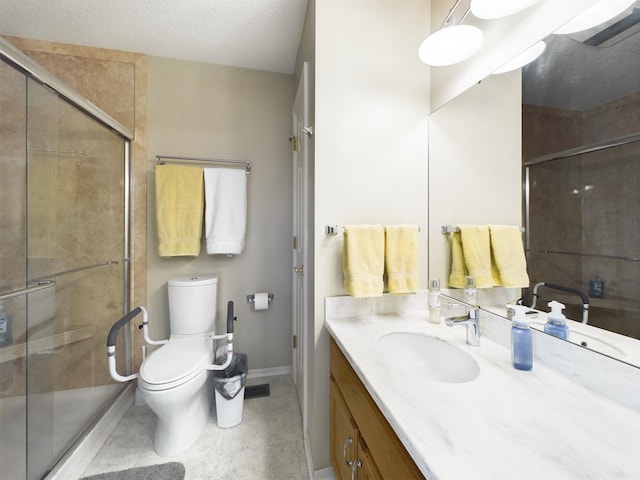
292,62,309,431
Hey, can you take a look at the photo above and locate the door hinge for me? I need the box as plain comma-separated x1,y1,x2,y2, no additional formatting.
293,335,298,349
288,135,299,151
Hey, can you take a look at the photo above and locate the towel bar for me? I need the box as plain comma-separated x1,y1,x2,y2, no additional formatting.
442,225,525,234
156,155,251,174
326,225,421,236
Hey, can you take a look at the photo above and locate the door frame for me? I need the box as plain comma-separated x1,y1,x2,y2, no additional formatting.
292,61,310,432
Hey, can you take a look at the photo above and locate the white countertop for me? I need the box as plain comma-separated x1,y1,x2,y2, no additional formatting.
325,311,640,479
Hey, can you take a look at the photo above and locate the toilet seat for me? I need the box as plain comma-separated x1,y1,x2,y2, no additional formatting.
139,336,213,391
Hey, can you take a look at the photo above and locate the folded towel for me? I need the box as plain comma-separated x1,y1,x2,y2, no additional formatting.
204,168,247,255
448,231,467,288
342,225,385,298
489,225,530,288
155,165,204,257
458,225,495,288
385,225,419,294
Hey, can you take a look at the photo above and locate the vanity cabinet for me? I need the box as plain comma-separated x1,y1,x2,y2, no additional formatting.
330,337,424,480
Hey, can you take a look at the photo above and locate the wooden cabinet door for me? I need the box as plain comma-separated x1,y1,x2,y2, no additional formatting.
331,378,359,480
355,437,383,480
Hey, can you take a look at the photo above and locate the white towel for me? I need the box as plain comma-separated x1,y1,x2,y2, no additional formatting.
204,168,247,255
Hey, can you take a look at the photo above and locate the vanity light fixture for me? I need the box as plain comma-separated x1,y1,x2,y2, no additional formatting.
554,0,636,34
492,40,546,74
419,0,484,66
470,0,540,20
419,24,484,66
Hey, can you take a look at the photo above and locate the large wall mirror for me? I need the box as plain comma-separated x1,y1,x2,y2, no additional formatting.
428,2,640,368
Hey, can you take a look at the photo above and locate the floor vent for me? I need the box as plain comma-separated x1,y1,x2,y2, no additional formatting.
245,384,270,399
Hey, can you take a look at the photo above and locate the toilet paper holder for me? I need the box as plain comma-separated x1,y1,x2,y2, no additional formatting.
246,293,274,304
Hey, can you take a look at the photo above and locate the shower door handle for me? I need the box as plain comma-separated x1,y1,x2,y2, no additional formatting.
0,281,56,302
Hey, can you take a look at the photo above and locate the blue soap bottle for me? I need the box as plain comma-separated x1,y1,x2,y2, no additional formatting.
511,305,533,371
544,300,569,340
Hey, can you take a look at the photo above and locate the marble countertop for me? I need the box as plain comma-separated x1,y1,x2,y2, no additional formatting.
325,311,640,479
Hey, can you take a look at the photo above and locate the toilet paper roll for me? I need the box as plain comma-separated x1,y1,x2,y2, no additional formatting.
254,292,270,311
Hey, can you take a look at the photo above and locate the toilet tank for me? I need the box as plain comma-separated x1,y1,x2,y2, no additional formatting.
168,275,218,335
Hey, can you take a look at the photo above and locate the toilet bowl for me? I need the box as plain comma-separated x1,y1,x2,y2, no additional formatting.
138,336,214,456
136,275,219,456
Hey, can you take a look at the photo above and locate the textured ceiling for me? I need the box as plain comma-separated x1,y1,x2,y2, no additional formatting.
0,0,309,74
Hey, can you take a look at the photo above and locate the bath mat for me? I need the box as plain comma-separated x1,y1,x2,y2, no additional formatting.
80,462,184,480
245,383,270,399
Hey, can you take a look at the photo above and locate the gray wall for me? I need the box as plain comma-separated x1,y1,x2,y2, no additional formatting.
146,56,294,372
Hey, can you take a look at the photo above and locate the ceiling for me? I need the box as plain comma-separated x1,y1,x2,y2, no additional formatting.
0,0,309,74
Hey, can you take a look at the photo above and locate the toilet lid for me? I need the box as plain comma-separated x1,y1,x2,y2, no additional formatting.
140,337,212,387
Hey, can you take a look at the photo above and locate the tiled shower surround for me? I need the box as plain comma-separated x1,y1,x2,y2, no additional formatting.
523,93,640,339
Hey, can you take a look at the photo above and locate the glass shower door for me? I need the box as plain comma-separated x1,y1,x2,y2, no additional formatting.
0,57,28,480
0,56,131,479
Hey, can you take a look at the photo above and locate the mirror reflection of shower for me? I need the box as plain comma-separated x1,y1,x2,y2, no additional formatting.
522,8,640,341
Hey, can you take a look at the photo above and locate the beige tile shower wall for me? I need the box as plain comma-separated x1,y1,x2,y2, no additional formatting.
0,62,27,295
3,36,148,374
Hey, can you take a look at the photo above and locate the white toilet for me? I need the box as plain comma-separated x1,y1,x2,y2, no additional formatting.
137,275,219,457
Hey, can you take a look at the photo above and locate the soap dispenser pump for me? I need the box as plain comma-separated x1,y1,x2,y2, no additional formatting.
511,305,533,371
544,301,569,340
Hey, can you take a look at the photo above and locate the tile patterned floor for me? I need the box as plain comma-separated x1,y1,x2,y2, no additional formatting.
81,375,309,480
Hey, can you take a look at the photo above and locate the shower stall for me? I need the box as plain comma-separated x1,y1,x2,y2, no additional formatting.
0,39,133,479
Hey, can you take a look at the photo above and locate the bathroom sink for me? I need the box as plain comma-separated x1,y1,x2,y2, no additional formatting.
376,332,480,383
570,331,625,358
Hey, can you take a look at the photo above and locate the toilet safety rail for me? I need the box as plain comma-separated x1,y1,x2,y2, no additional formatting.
106,303,237,383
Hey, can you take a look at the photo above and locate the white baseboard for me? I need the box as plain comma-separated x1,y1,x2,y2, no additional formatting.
46,383,135,480
314,467,336,480
303,430,336,480
247,365,292,379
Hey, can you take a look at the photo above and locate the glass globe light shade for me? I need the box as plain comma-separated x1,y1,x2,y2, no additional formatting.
470,0,540,19
493,40,546,74
555,0,635,34
418,25,484,67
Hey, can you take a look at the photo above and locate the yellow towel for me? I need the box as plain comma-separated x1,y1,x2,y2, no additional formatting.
155,165,204,257
342,225,385,298
489,225,530,288
448,231,467,288
458,225,495,288
385,225,419,294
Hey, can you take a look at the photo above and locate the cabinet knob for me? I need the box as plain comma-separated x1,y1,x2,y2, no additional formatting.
343,436,354,467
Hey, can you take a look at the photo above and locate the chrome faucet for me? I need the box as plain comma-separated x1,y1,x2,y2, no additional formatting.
445,304,481,346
